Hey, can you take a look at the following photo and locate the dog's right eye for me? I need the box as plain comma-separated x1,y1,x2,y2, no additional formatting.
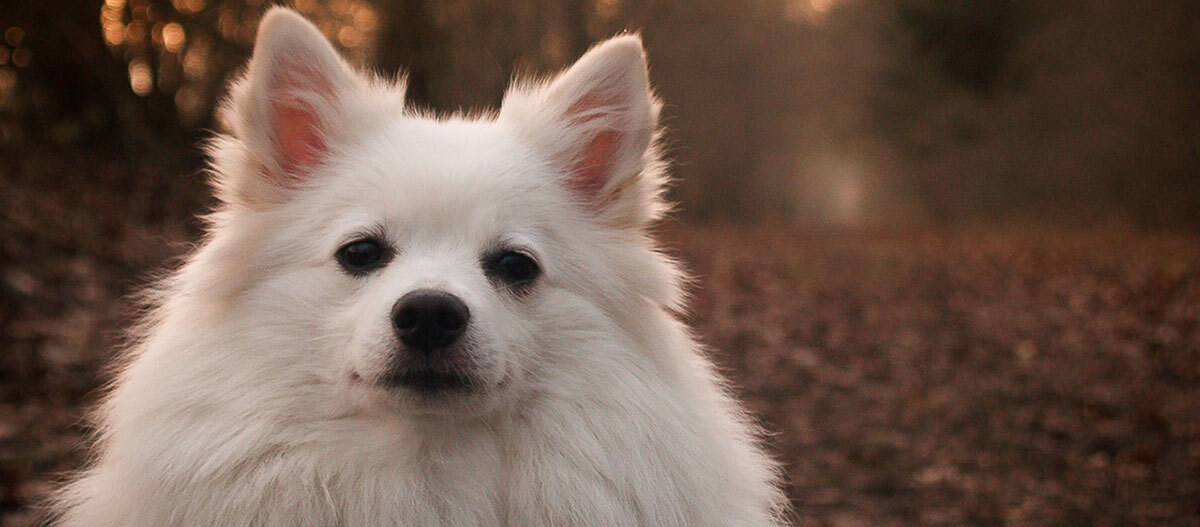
484,250,540,289
336,239,388,275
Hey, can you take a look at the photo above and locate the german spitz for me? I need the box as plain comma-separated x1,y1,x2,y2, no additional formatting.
53,7,785,526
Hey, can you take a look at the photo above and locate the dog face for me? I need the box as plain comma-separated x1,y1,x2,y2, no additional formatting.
206,9,677,418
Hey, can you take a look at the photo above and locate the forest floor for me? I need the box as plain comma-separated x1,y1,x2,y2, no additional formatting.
2,163,1199,525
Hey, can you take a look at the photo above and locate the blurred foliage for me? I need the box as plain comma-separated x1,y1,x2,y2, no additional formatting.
866,0,1200,228
0,0,1197,227
896,1,1023,94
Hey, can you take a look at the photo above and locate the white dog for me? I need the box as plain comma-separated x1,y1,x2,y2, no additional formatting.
52,8,786,526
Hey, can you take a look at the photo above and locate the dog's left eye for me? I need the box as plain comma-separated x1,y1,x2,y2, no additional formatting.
337,239,388,275
485,250,540,287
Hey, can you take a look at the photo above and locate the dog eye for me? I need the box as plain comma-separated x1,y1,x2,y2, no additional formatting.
337,239,388,275
485,250,540,287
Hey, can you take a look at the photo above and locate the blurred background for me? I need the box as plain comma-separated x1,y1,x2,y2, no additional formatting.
1,0,1198,525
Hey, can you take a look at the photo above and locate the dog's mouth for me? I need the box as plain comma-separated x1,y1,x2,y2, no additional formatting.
383,369,476,395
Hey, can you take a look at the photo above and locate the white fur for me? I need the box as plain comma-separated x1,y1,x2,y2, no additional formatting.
51,8,786,526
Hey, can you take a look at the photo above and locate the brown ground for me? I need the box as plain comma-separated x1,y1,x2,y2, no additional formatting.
673,226,1200,526
2,162,1199,525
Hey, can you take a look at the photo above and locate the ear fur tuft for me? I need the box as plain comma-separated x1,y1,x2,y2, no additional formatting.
499,35,668,229
215,7,406,205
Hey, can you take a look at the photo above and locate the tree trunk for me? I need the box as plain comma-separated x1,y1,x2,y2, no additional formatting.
372,0,441,109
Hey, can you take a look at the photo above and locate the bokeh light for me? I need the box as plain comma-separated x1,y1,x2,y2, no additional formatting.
98,0,378,124
128,58,152,96
162,22,185,52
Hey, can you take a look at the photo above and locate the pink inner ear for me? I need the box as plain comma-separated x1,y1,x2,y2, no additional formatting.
274,102,324,183
571,130,618,202
565,90,625,204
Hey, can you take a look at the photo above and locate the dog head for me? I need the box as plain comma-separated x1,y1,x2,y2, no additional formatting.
204,8,681,418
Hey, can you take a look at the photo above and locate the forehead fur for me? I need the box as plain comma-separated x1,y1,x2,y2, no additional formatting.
297,117,570,236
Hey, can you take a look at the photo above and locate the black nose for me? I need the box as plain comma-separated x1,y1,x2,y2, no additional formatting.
391,290,470,352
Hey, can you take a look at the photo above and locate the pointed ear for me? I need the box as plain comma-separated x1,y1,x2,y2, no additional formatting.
224,7,363,193
500,35,665,228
